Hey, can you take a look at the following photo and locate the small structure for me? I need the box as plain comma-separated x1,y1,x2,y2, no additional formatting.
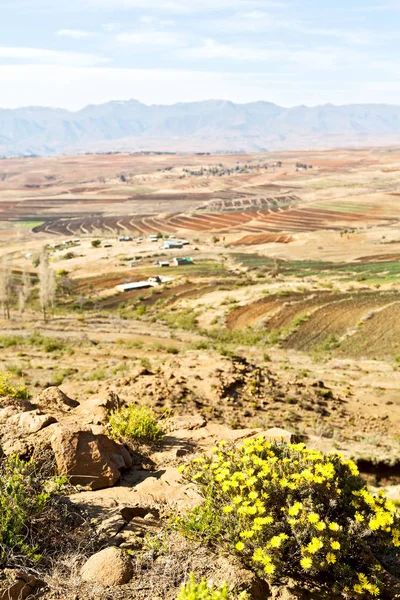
116,281,152,293
118,235,133,242
148,276,162,284
158,261,170,267
163,241,183,250
104,243,113,248
173,257,194,266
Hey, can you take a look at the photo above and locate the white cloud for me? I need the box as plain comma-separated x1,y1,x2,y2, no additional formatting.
115,31,184,47
56,29,96,39
0,46,109,66
185,39,364,69
139,15,175,25
84,0,287,12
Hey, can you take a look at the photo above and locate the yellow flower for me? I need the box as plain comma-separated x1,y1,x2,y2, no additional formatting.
223,505,233,514
300,557,313,569
355,512,364,523
328,522,340,532
308,513,320,524
326,553,336,564
307,537,324,554
288,502,303,517
264,563,276,575
331,541,340,550
235,541,245,552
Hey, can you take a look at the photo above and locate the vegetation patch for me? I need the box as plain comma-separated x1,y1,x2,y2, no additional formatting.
109,404,165,445
179,438,400,598
177,573,248,599
0,371,30,400
0,455,66,566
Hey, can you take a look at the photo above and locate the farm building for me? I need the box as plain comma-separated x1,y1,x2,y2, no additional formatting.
173,257,194,266
118,236,133,242
163,241,183,249
116,281,152,292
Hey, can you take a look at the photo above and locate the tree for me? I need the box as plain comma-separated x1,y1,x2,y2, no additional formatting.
39,248,56,321
18,268,32,314
0,257,12,319
91,239,101,248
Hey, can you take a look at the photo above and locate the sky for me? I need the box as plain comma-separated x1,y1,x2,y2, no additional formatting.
1,0,400,110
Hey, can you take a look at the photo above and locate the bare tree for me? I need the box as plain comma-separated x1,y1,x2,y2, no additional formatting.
39,248,56,320
18,268,32,314
0,256,12,319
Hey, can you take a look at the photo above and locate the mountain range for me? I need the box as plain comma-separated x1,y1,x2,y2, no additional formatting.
1,99,400,156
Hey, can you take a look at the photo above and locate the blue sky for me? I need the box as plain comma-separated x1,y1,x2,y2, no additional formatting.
0,0,399,109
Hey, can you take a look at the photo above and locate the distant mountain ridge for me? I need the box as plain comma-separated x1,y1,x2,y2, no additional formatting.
1,99,400,156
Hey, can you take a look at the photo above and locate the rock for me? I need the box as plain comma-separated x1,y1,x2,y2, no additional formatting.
8,410,56,434
76,391,122,426
34,387,79,414
0,570,39,600
0,397,34,412
50,425,132,490
81,547,133,586
99,514,127,539
167,413,206,431
69,466,202,514
211,556,268,600
251,427,298,444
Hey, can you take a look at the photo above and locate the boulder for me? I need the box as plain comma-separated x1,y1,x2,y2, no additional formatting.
81,547,133,586
76,391,122,426
33,387,79,415
250,427,298,444
8,409,56,435
50,425,132,490
167,413,206,431
0,570,39,600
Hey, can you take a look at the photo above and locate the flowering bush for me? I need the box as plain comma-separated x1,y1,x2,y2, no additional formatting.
0,371,30,400
179,438,400,598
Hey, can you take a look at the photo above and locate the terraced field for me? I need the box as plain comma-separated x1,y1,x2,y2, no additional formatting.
32,204,387,238
227,289,400,360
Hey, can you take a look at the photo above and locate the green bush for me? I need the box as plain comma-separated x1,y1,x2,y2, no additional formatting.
177,574,249,600
179,439,400,598
0,335,24,348
0,372,30,400
177,574,230,600
27,332,67,353
0,455,65,565
109,404,164,444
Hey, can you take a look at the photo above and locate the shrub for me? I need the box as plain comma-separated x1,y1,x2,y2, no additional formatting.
0,335,24,348
161,309,199,331
109,404,164,444
179,439,400,598
27,332,67,353
0,372,30,400
177,574,229,600
0,455,65,566
91,239,101,248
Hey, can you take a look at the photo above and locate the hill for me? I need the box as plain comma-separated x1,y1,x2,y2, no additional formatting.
2,100,400,155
